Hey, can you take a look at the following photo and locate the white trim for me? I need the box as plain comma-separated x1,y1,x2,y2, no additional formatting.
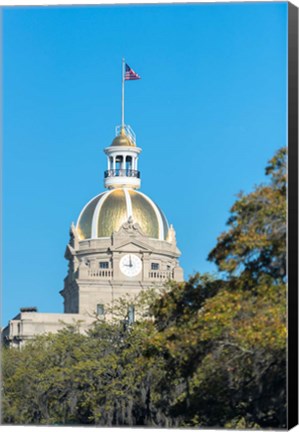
91,190,114,238
76,192,105,229
135,191,165,240
124,188,133,219
77,189,166,241
104,176,140,189
156,204,169,232
104,146,142,155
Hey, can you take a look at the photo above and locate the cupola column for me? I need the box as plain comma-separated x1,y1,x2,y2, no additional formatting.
121,155,126,170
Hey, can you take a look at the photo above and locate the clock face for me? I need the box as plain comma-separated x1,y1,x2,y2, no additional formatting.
119,254,142,277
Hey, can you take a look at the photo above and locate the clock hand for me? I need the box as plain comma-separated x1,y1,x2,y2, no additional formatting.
129,255,132,267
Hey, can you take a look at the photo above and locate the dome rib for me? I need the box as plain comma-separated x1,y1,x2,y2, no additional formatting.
124,188,133,219
136,191,165,240
77,192,105,240
156,204,169,240
91,189,114,238
76,188,169,241
97,189,128,238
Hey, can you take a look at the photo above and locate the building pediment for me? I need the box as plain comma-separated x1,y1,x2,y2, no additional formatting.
112,240,153,253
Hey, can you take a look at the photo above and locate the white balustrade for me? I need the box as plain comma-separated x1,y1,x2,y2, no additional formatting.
148,271,173,280
88,270,113,278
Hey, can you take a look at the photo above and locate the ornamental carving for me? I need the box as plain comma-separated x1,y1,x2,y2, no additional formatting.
122,216,140,232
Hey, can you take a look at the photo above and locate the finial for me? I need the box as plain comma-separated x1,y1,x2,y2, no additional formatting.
166,224,177,244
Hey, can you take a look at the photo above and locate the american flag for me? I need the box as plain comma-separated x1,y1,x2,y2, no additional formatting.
124,64,141,80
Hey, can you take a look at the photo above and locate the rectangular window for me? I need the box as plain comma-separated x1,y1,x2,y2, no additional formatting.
99,261,109,269
151,263,159,270
97,304,105,316
167,265,171,271
128,305,135,324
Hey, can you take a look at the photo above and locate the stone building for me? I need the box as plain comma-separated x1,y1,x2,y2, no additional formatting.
2,124,184,347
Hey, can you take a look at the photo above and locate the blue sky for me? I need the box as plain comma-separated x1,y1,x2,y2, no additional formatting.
2,3,287,326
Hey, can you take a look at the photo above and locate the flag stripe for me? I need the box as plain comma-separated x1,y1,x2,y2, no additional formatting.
125,63,141,80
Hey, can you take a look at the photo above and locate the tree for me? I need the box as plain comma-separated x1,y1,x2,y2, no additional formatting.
2,148,287,428
208,147,286,283
147,147,287,428
2,293,168,426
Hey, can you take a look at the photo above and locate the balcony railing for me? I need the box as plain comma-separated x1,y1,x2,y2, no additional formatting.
104,169,140,179
88,270,113,278
148,271,174,280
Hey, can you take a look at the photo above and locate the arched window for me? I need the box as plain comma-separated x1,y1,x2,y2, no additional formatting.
126,156,132,173
115,156,123,175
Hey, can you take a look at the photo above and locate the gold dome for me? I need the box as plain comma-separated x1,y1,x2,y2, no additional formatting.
111,130,135,147
77,188,169,241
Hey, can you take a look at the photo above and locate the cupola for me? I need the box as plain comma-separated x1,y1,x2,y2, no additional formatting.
104,125,142,190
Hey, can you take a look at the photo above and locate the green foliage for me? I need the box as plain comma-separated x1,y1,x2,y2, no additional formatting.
2,148,287,428
2,295,169,426
146,147,286,428
208,147,286,283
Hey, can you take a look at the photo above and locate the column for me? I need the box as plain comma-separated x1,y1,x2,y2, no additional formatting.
121,154,126,171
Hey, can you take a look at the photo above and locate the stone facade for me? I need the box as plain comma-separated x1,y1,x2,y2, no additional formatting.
1,311,96,348
61,217,183,317
2,219,183,347
2,124,184,347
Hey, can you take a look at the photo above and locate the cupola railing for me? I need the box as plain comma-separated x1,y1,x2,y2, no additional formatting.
104,169,140,178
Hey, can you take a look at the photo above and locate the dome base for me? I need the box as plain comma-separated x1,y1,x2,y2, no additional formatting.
104,176,141,189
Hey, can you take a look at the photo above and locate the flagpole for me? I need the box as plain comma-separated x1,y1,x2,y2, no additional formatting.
122,58,125,129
